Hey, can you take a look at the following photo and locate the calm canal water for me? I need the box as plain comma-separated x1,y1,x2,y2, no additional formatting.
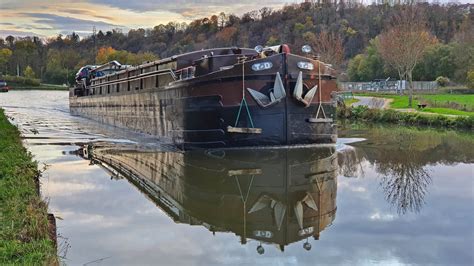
1,90,473,266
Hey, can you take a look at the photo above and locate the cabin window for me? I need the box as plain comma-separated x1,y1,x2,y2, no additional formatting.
107,85,110,94
140,79,143,90
100,86,102,94
117,83,120,93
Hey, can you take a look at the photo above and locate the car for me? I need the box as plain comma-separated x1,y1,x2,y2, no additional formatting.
0,80,9,92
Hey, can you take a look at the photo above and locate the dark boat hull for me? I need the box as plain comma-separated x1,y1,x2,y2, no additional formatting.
77,143,338,248
70,53,338,149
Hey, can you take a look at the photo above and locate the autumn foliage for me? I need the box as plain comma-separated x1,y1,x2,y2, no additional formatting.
96,46,157,65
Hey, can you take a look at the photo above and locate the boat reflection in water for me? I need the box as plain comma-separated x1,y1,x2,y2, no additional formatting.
77,143,338,254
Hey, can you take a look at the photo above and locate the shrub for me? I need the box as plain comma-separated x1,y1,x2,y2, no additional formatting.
24,66,36,79
435,76,450,87
351,105,369,119
0,75,40,86
467,70,474,89
337,106,472,130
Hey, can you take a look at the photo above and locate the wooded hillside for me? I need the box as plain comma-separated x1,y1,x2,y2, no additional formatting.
0,2,472,85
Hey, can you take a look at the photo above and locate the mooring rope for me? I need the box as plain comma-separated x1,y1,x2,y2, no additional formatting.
233,58,255,128
235,174,255,242
315,59,327,119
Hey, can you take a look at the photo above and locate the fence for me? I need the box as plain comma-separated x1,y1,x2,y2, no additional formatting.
339,80,438,92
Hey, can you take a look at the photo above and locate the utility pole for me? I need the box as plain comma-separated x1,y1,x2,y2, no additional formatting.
93,26,97,65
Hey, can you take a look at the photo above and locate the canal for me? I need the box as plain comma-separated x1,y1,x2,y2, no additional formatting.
1,90,473,265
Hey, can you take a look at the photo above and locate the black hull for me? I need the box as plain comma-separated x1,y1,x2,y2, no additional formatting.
70,92,336,149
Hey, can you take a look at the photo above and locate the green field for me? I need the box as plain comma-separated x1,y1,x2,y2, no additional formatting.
420,107,474,116
419,94,474,111
0,109,56,264
354,93,418,108
355,92,474,116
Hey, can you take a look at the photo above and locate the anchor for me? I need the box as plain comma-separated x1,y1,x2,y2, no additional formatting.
249,191,318,231
248,195,286,231
294,192,318,230
247,72,286,108
293,71,318,107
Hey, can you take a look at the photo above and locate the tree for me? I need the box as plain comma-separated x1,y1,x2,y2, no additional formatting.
266,36,279,46
348,39,386,81
218,12,228,29
413,43,455,81
467,70,474,90
304,30,344,68
216,27,238,46
347,54,364,81
451,14,474,84
96,46,117,64
24,65,35,79
376,6,436,107
5,36,14,47
0,48,12,74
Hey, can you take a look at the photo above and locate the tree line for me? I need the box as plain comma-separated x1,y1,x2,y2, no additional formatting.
0,1,472,86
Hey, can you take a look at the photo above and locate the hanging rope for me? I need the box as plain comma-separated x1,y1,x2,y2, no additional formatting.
235,174,255,242
315,59,327,119
233,57,255,128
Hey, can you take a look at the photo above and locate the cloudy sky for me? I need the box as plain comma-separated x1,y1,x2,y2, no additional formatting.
0,0,470,38
0,0,288,38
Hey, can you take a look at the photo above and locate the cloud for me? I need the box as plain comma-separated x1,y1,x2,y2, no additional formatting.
91,0,286,15
20,24,54,30
57,8,116,21
0,29,45,37
20,13,122,32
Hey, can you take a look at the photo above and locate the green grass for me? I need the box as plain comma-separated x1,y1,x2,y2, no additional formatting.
355,92,419,108
344,98,360,106
354,92,474,116
419,94,474,111
421,107,474,116
338,105,474,130
0,109,56,264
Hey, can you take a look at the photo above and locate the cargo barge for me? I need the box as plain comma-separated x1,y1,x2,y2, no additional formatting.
70,45,339,149
77,143,338,252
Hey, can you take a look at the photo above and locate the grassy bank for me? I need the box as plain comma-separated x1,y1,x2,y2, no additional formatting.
8,81,68,91
344,98,360,106
355,92,474,116
0,109,56,264
338,105,474,130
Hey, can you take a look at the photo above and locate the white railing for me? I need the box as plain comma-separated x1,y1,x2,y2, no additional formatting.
340,81,438,92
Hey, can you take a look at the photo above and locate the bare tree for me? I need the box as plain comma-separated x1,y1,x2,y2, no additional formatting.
305,30,344,68
379,163,431,214
376,5,436,107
